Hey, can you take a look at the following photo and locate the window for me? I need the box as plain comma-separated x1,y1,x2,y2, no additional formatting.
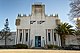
54,33,56,41
30,21,33,24
30,21,36,24
26,33,28,41
20,33,22,42
37,21,41,24
48,33,50,41
42,21,45,23
37,21,45,24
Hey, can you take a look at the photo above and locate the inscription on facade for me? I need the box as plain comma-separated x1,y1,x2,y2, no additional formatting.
30,21,45,24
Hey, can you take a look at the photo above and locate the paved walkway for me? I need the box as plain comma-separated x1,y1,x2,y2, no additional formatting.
0,49,80,53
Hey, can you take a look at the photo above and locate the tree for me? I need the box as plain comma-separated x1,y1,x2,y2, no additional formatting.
69,0,80,20
0,18,12,47
55,23,74,47
74,30,80,35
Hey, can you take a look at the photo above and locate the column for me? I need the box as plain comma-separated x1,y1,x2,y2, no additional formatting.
52,30,55,45
46,29,47,45
57,34,59,46
51,29,54,45
28,29,29,45
17,29,20,44
22,29,24,44
15,29,18,44
29,29,30,47
59,35,61,46
23,29,26,44
56,34,59,46
51,29,53,44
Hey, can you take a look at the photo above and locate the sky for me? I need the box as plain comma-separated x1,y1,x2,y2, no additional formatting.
0,0,73,31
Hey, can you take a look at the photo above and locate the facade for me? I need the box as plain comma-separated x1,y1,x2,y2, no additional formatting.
15,3,61,48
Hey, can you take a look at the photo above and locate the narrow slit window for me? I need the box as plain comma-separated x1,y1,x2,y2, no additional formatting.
20,33,22,42
26,33,28,41
54,33,56,41
48,33,50,41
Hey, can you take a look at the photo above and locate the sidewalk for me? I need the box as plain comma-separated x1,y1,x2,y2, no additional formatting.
0,49,80,53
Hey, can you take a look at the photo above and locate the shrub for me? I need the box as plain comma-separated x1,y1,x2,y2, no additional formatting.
53,45,59,48
47,45,60,49
47,45,53,49
15,44,28,49
0,45,16,49
53,45,61,49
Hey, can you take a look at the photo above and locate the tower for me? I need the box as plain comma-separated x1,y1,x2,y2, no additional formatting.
31,3,45,20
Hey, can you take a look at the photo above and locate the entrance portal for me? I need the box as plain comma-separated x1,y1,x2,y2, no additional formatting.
35,36,41,47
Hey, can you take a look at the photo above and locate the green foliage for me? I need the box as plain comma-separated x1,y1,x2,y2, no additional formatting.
47,45,53,49
54,22,75,46
15,44,28,49
47,45,60,49
74,30,80,35
55,23,74,35
0,18,12,47
53,45,59,48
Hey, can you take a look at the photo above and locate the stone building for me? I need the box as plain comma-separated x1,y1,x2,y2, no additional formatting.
15,3,61,48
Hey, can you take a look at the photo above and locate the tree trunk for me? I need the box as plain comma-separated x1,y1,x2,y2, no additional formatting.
60,35,65,47
5,36,7,48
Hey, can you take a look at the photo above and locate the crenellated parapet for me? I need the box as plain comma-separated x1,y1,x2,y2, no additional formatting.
45,14,59,18
17,14,31,17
